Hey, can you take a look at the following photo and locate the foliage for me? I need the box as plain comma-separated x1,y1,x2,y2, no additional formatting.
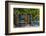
14,8,40,21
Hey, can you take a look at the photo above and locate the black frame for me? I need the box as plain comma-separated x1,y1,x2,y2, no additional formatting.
5,1,45,35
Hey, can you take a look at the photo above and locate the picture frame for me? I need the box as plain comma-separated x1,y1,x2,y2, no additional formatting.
5,1,45,35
